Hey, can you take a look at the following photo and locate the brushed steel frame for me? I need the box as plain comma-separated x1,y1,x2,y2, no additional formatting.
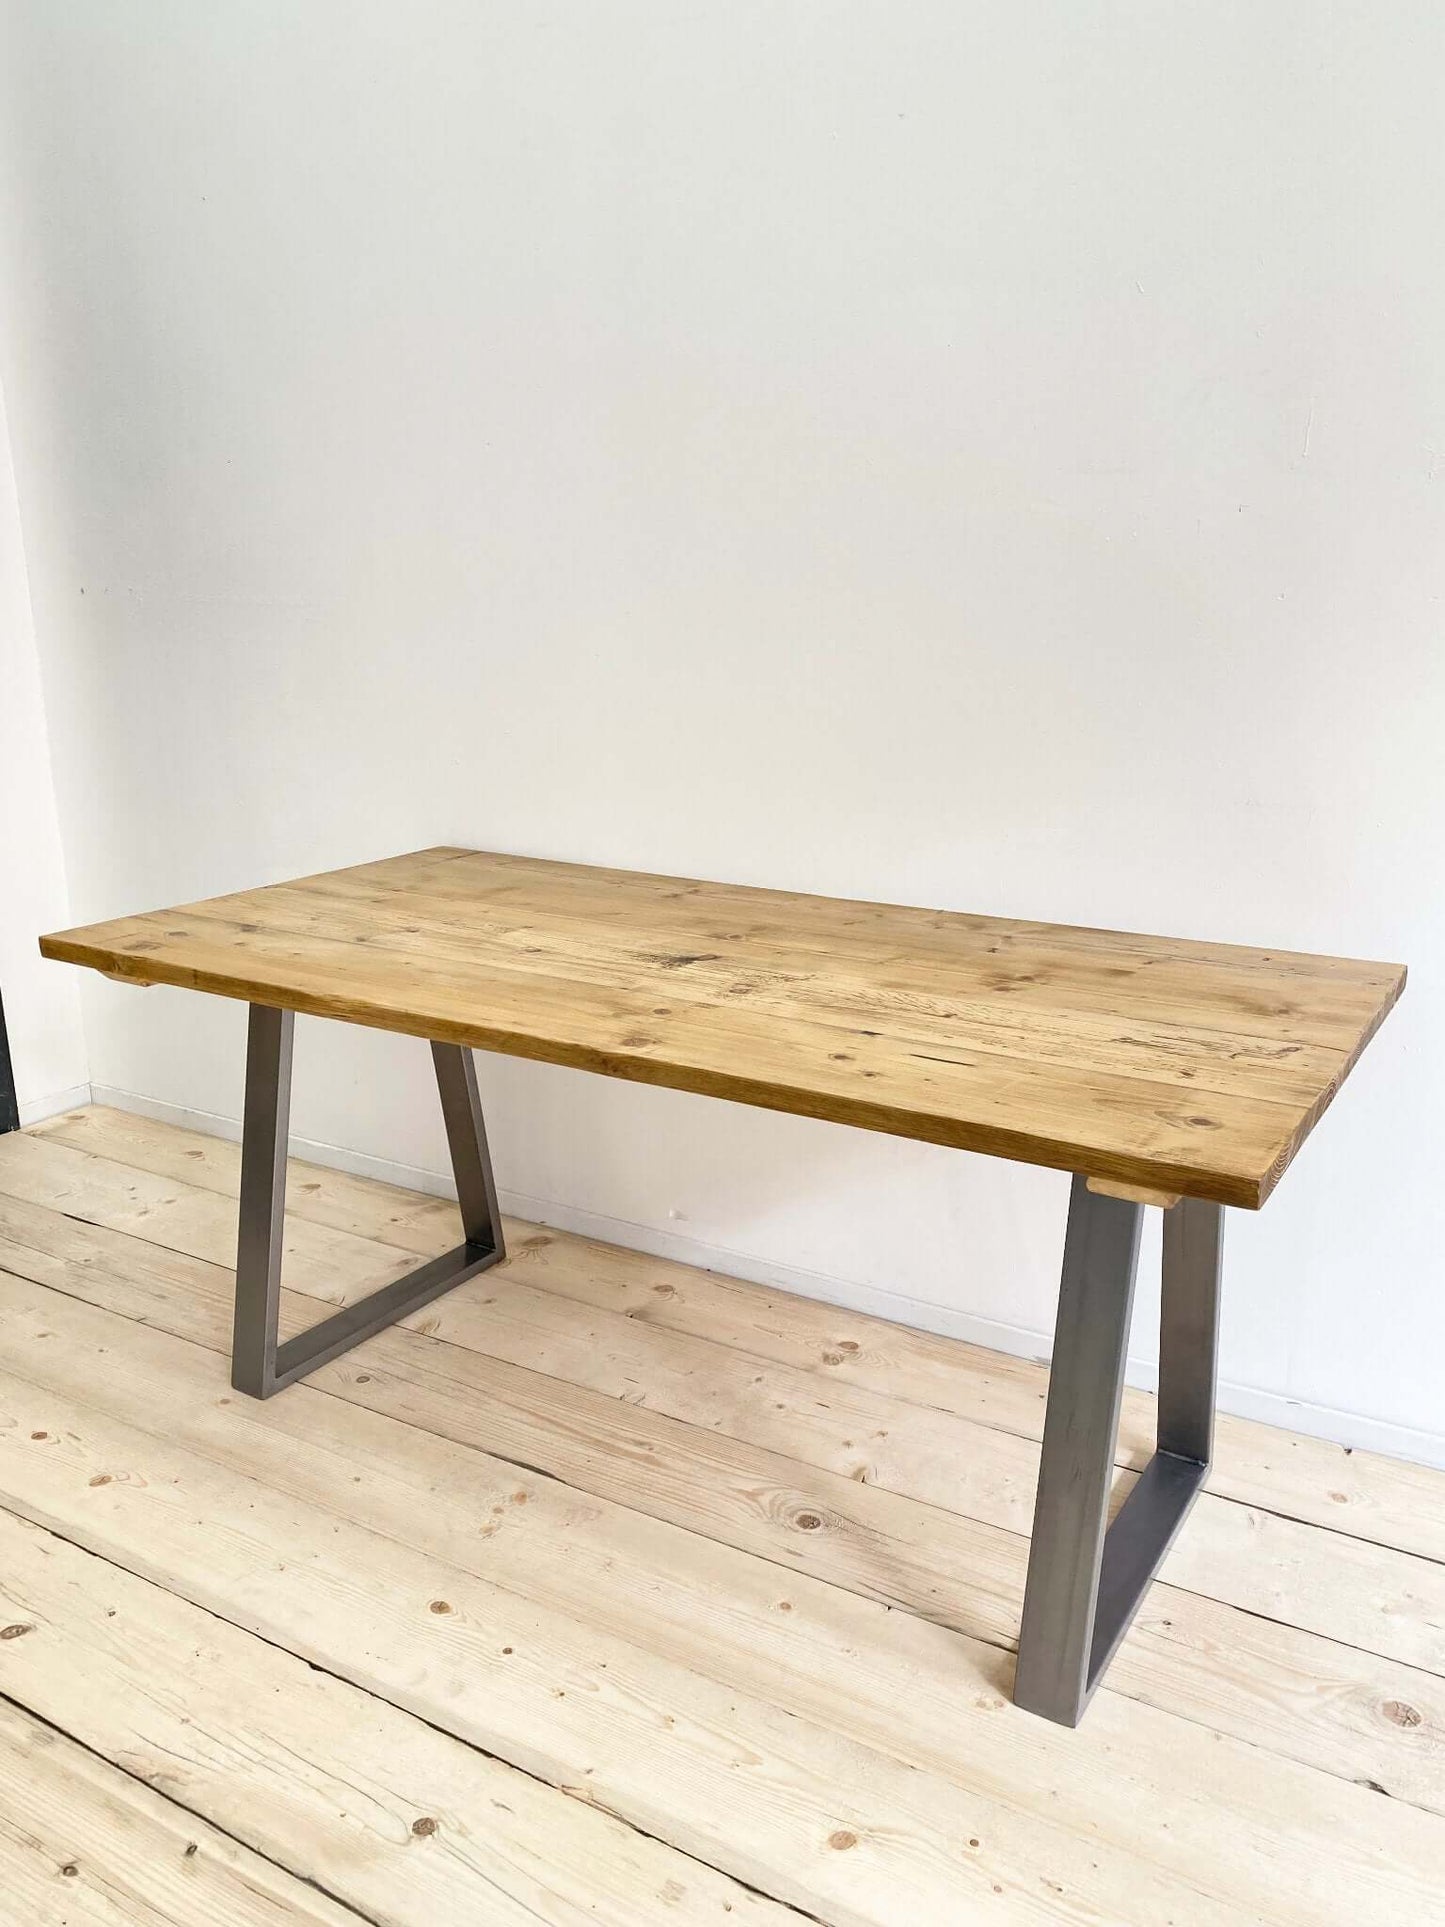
231,1003,505,1398
1014,1175,1224,1725
232,999,1221,1717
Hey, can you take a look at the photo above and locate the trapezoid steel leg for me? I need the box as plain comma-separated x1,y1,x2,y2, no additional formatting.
1013,1175,1224,1725
231,1005,506,1398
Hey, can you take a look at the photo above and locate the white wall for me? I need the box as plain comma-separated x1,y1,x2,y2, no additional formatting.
0,3,1440,1460
0,376,89,1118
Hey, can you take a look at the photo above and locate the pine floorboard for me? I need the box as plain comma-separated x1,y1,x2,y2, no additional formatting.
0,1104,1441,1924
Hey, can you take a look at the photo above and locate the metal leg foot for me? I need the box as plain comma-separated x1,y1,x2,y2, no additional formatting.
1014,1176,1224,1725
231,1006,506,1398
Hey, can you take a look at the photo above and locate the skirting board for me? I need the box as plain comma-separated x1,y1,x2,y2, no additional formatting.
91,1080,1445,1473
18,1082,94,1129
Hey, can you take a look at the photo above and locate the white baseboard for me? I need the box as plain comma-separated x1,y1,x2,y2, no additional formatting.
18,1082,93,1128
91,1081,1445,1472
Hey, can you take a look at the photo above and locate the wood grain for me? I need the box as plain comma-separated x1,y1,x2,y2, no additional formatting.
2,1276,1442,1926
0,1509,797,1927
34,1103,1445,1568
3,1109,1445,1925
39,847,1406,1206
6,1131,1443,1676
0,1306,1264,1927
2,1135,1442,1825
0,1695,363,1927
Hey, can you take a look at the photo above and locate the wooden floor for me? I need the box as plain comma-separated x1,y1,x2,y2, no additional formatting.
0,1107,1442,1925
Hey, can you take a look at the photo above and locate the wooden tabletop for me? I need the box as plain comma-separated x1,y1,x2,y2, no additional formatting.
40,847,1404,1209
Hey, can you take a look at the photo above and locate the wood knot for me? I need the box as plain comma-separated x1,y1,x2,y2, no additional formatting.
1381,1700,1423,1729
828,1830,858,1851
428,1600,453,1615
0,1624,34,1640
30,1432,47,1442
88,1474,113,1487
411,1816,438,1837
795,1512,824,1533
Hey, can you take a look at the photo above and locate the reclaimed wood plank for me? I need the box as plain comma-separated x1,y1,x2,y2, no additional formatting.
0,1295,1270,1927
0,1199,1440,1828
37,1104,1445,1568
0,1508,802,1927
4,1130,1440,1679
38,847,1405,1205
2,1277,1443,1925
0,1695,367,1927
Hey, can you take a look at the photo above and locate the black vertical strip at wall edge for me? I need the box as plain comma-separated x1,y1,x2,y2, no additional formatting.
0,988,20,1134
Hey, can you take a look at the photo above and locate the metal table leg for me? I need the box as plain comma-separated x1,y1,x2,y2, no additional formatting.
231,1004,506,1398
1014,1174,1224,1725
